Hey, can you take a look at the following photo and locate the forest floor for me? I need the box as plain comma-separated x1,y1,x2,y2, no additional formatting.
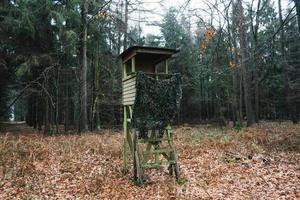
0,122,299,199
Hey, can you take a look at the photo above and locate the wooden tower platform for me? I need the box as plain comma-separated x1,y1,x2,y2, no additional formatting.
120,46,180,184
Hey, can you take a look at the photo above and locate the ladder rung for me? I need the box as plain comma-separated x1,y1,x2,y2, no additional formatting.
138,138,170,143
142,163,161,169
168,161,176,164
154,149,173,154
142,161,176,169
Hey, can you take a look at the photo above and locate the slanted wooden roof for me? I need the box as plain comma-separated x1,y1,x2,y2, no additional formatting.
119,46,179,64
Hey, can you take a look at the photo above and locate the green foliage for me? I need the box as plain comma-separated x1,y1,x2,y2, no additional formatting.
145,34,162,47
0,0,299,127
16,62,30,78
161,8,184,49
128,25,145,46
63,30,78,55
49,10,65,34
234,122,243,132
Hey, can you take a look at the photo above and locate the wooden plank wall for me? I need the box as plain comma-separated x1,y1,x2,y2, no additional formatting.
122,76,136,105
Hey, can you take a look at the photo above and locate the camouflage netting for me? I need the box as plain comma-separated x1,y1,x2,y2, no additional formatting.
132,71,182,138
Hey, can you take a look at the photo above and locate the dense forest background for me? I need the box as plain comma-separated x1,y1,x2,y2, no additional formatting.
0,0,299,133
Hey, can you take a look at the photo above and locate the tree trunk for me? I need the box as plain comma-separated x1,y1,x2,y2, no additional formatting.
80,0,89,132
55,66,59,134
37,95,42,131
226,4,238,125
294,0,300,123
239,70,243,122
237,0,255,126
90,53,95,130
294,0,300,35
123,0,128,50
33,94,37,129
253,41,259,122
278,0,290,120
27,95,33,126
44,78,50,134
251,0,261,122
65,71,69,132
91,40,101,130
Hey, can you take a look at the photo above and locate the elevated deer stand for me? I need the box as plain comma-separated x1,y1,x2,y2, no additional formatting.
120,46,180,185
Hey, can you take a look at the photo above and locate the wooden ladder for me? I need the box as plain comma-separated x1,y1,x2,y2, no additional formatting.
123,105,179,185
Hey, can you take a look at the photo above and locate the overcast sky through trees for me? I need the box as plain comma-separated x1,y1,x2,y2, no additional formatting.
128,0,290,36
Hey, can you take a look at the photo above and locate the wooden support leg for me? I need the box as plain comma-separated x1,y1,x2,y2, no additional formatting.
123,137,129,174
142,141,152,165
132,129,144,185
122,107,128,174
166,127,180,180
173,151,180,180
168,161,174,176
154,132,160,165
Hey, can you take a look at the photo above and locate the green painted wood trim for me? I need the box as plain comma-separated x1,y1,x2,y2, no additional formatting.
142,161,176,169
138,138,169,143
131,56,136,73
126,110,134,153
123,106,134,154
122,51,137,64
165,59,169,74
154,145,160,164
142,142,152,165
122,63,127,79
123,106,128,173
129,105,133,118
153,149,174,154
122,74,136,82
132,129,144,184
142,163,161,169
166,126,180,179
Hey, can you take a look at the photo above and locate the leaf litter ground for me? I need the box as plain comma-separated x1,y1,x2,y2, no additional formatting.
0,122,299,199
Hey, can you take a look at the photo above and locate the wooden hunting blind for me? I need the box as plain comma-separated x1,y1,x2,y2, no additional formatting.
120,46,181,184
